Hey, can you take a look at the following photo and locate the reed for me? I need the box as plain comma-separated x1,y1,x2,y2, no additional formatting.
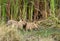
13,0,19,20
22,0,28,20
10,0,15,20
44,0,48,19
1,0,7,21
50,0,59,23
0,5,1,20
50,0,55,17
28,0,34,21
0,0,60,22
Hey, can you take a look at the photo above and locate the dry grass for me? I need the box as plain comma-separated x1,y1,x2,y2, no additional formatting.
0,23,56,41
0,19,60,41
0,24,21,41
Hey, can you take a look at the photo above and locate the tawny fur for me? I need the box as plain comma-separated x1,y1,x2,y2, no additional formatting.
7,20,26,29
7,20,18,27
26,22,39,30
7,20,39,30
18,20,26,29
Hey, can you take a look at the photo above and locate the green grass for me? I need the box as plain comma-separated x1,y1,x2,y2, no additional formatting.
13,0,19,20
0,0,60,21
1,0,7,21
22,0,28,20
0,0,60,41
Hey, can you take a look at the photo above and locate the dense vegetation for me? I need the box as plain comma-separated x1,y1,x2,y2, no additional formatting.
0,0,60,41
0,0,60,21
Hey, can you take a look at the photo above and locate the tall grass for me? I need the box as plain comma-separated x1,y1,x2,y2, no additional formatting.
18,0,22,20
10,0,15,20
50,0,59,23
13,0,19,20
0,5,1,20
50,0,55,17
0,0,60,22
22,0,28,20
44,0,47,19
0,0,1,21
1,0,7,21
28,0,34,21
0,0,60,41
